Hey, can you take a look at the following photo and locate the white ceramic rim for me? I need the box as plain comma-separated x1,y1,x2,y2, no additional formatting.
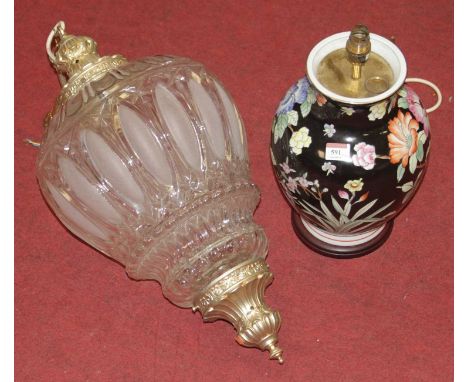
306,32,407,105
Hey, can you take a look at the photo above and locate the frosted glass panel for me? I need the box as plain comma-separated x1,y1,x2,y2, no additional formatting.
188,79,225,159
154,84,202,171
47,182,108,240
82,130,145,208
214,81,245,159
37,55,261,310
58,156,122,224
118,105,172,185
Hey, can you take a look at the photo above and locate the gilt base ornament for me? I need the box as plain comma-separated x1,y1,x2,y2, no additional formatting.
36,22,282,362
270,25,442,258
194,258,283,363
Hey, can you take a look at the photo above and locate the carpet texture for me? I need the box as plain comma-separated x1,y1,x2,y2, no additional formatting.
15,1,453,380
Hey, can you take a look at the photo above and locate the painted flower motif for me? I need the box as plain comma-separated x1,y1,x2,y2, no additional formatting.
293,77,310,104
406,87,430,136
279,160,296,175
285,177,298,193
344,178,364,193
321,161,336,175
338,190,349,200
388,93,398,112
289,127,312,155
368,100,388,121
387,110,419,167
276,77,311,115
323,123,336,138
276,85,297,115
297,174,314,188
358,191,369,202
352,142,376,170
316,93,327,106
414,107,430,137
341,106,355,116
405,87,420,106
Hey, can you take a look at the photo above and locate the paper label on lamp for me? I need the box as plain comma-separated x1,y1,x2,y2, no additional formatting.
325,143,351,162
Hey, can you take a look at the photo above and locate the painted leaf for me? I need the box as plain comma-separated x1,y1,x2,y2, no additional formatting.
351,221,386,234
402,191,415,205
273,113,288,143
349,213,397,233
364,200,395,220
401,181,414,192
320,200,340,226
409,154,418,174
287,110,299,126
339,215,350,225
398,98,409,109
350,198,378,221
314,216,336,232
397,163,405,182
415,169,424,185
340,218,385,233
315,216,336,231
297,201,335,231
300,200,328,219
300,101,312,118
383,211,397,219
331,195,346,217
307,88,317,104
416,142,424,162
419,131,427,145
312,214,336,231
270,147,277,165
344,202,352,216
398,88,407,97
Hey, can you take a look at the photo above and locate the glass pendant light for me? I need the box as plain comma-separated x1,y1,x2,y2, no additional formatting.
36,21,283,363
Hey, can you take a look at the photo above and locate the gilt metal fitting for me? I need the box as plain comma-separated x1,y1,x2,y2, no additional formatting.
193,259,283,364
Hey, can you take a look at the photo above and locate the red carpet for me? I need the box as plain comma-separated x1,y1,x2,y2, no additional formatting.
15,1,453,380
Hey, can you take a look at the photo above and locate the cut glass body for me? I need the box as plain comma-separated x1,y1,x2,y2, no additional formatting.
37,56,267,307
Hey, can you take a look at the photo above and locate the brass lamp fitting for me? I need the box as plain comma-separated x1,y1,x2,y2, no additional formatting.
346,24,371,80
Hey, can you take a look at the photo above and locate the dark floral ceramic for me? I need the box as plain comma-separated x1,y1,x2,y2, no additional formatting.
270,32,440,257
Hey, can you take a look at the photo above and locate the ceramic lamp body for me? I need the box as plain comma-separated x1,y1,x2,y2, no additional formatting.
37,55,266,307
270,32,431,257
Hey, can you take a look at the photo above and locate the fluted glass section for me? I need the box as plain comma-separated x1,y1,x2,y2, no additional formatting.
37,56,266,307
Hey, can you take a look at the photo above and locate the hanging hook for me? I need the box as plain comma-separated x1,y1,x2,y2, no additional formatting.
46,21,66,64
